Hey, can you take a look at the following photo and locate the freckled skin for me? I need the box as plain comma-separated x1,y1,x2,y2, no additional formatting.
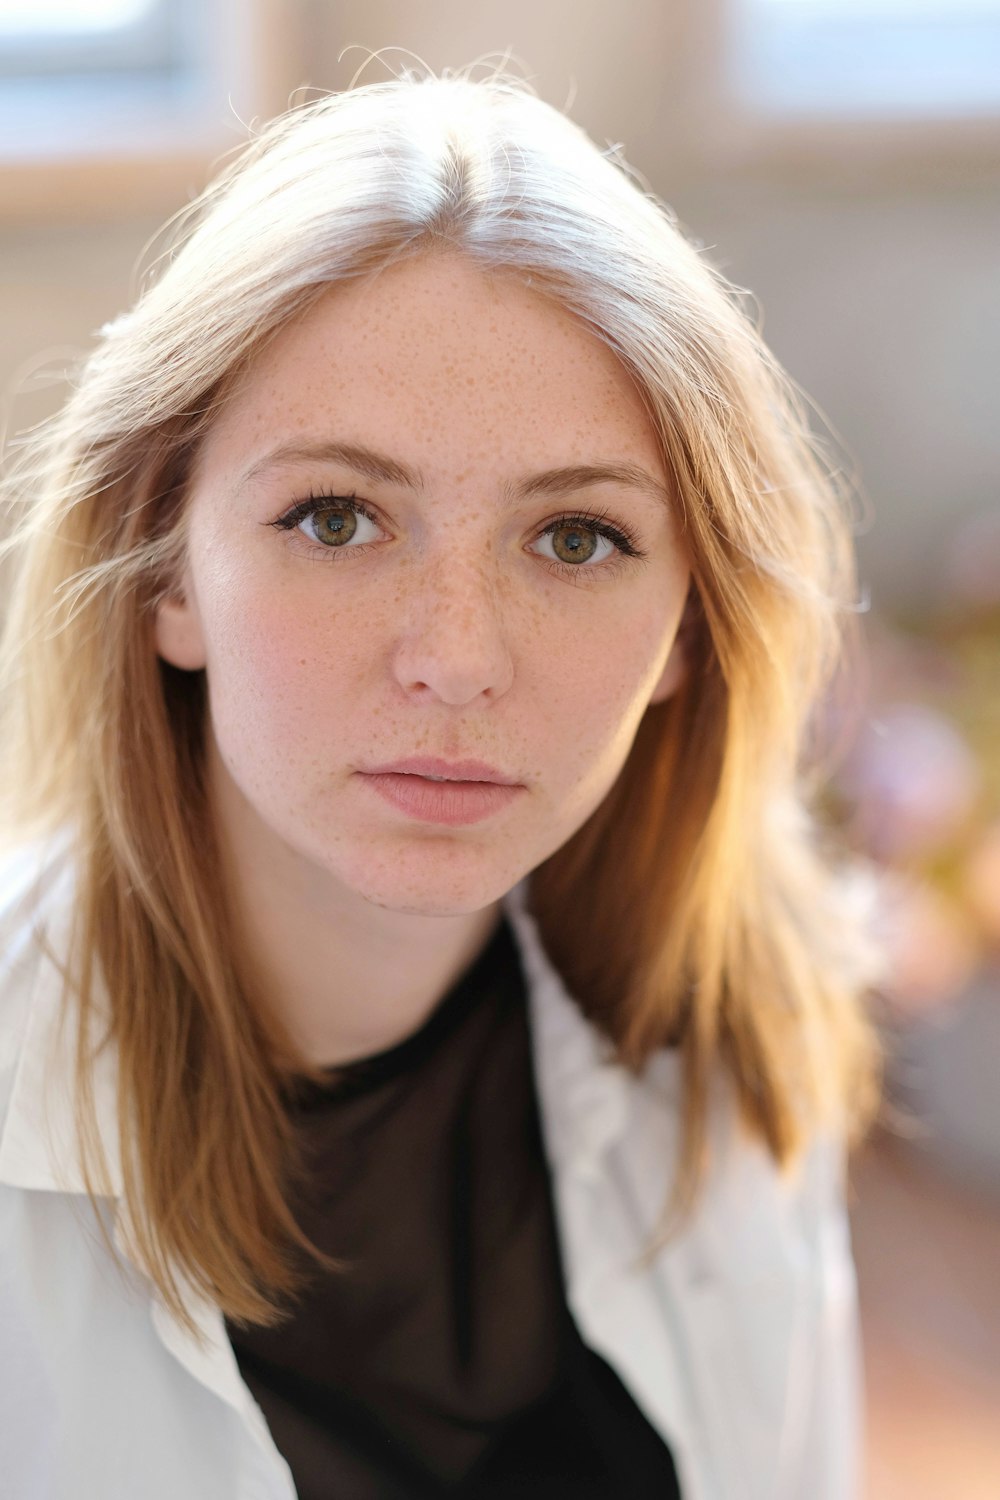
156,252,691,1059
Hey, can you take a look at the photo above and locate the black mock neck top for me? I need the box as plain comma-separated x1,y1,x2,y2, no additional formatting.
226,915,682,1498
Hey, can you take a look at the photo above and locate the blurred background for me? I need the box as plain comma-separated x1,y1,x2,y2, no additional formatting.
1,1,998,1493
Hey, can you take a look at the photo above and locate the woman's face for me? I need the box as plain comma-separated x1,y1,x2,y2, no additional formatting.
156,251,691,915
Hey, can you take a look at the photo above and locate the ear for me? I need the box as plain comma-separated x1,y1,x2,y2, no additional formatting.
648,636,688,705
154,583,207,671
648,587,698,705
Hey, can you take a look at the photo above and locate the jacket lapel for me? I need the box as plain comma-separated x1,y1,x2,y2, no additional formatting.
502,878,808,1500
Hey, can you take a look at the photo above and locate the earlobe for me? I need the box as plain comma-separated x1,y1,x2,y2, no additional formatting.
648,587,698,705
648,638,688,704
154,592,207,671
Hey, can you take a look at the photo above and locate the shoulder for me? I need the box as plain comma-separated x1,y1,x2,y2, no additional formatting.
645,1051,853,1291
0,831,77,990
0,833,78,1132
0,824,76,919
507,874,851,1229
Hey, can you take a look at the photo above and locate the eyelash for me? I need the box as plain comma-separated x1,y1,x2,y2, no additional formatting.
267,490,648,582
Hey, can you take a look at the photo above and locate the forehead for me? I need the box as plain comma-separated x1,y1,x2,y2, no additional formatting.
201,251,666,483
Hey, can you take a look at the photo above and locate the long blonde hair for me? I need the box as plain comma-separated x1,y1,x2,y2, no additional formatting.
0,70,884,1332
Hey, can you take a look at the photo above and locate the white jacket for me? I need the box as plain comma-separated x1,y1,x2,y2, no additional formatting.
0,839,864,1500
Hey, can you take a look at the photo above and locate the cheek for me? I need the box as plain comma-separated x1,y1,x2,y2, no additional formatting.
199,572,357,753
570,582,679,695
530,606,670,768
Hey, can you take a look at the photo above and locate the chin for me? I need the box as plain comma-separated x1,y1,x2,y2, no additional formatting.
333,846,528,919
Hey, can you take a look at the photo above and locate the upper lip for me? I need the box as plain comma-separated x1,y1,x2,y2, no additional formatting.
362,756,520,785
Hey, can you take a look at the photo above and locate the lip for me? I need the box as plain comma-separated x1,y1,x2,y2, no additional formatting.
358,771,525,826
361,756,520,785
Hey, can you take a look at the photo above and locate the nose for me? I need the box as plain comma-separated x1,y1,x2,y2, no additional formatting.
390,554,515,706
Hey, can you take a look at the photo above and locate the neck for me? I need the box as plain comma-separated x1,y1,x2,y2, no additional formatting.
206,750,504,1069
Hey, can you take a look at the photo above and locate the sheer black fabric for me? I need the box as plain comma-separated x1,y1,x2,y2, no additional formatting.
226,916,681,1498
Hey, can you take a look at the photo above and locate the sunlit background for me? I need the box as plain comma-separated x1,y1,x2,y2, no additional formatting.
1,2,998,1494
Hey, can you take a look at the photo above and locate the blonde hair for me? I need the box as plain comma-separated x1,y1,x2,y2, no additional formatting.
0,69,883,1332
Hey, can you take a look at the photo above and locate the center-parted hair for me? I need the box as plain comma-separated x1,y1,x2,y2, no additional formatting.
0,69,883,1333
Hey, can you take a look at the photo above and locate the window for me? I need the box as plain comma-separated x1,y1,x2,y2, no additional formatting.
0,0,233,159
733,0,1000,120
0,0,175,75
0,0,292,216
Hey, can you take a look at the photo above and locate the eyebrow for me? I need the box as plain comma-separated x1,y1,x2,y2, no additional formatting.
236,440,672,511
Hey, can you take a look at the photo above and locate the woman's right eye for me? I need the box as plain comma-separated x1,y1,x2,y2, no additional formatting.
268,495,383,554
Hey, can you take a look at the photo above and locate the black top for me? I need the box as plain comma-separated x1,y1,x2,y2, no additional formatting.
226,916,682,1499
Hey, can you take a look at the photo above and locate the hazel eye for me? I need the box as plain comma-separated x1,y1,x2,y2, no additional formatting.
298,500,377,548
531,510,645,574
535,522,614,567
268,494,383,555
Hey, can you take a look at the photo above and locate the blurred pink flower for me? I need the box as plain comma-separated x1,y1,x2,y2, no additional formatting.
839,702,981,864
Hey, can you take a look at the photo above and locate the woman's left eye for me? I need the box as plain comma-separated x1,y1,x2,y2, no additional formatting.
533,514,644,571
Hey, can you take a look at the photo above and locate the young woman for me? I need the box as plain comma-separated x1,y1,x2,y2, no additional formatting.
0,71,883,1500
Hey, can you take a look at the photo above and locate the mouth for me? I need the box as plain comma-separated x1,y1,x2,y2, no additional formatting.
357,767,525,826
362,756,520,786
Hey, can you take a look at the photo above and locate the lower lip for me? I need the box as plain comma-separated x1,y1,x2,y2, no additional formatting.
358,772,524,826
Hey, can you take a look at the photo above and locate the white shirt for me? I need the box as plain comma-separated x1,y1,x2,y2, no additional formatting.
0,839,864,1499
